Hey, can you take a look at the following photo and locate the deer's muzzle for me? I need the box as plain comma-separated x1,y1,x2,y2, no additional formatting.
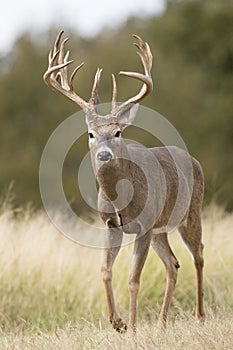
97,151,113,162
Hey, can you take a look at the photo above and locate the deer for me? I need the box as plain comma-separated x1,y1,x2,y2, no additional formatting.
43,31,205,333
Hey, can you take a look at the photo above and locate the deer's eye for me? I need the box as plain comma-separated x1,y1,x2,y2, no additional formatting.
114,130,121,138
89,132,94,139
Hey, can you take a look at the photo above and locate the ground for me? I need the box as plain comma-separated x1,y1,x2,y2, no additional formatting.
0,203,232,349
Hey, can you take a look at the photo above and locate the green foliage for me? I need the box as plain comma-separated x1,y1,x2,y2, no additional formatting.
0,0,232,209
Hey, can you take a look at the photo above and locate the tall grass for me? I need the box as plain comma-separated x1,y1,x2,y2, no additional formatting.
0,202,232,348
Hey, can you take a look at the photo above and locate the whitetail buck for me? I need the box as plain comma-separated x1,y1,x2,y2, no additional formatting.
43,31,205,332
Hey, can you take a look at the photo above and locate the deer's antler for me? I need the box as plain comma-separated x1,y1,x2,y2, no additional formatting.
43,31,102,112
44,32,153,116
112,34,153,115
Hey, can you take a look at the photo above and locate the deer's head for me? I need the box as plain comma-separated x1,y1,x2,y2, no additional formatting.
43,31,153,165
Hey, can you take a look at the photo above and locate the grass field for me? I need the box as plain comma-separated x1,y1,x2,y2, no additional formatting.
0,202,232,349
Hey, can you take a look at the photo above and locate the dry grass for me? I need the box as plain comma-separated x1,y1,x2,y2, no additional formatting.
0,313,233,350
1,310,233,350
0,203,232,349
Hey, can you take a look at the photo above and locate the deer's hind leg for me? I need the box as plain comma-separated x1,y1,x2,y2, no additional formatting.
178,215,205,323
151,232,180,328
101,218,127,333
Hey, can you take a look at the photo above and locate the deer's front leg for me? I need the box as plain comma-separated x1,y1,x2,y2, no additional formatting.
128,230,152,332
101,219,126,333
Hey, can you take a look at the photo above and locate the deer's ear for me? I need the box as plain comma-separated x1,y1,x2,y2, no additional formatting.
118,104,139,128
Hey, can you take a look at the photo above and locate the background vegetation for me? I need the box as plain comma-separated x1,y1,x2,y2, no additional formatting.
0,0,232,211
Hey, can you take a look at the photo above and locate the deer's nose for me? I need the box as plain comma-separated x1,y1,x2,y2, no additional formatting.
97,151,112,162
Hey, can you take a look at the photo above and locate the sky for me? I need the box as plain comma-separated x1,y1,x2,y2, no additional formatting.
0,0,165,53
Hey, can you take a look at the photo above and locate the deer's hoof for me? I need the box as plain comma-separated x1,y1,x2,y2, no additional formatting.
197,313,206,325
112,318,127,333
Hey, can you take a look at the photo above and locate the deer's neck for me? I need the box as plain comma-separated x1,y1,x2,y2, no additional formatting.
96,158,134,202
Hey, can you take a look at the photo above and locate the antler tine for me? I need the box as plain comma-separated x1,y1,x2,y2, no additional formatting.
90,68,103,106
43,31,89,111
133,40,153,76
54,30,64,53
58,37,69,65
114,34,153,114
111,74,117,113
48,31,66,69
48,30,63,66
70,62,85,90
57,37,71,90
